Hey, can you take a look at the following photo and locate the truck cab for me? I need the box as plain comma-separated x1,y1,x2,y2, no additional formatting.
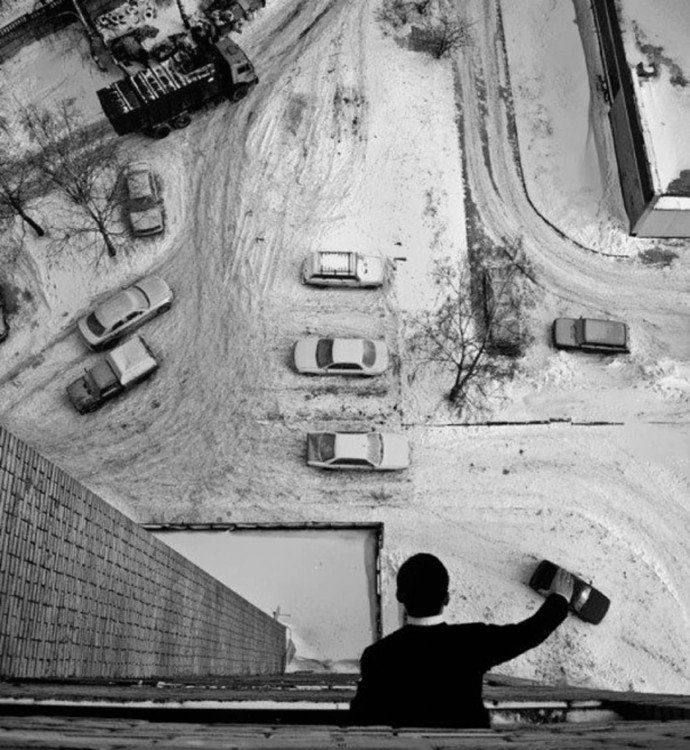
214,36,259,98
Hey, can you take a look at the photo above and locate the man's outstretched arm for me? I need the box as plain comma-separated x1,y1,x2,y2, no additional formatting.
481,568,573,669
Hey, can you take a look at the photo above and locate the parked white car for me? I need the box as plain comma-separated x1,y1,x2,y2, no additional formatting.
306,431,409,471
294,337,388,376
77,275,173,349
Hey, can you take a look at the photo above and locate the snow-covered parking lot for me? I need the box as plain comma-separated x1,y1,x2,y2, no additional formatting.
0,0,688,691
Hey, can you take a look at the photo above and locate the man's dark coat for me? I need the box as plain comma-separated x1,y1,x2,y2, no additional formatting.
350,594,568,728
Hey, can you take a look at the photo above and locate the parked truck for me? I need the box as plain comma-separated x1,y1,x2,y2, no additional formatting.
67,336,158,413
96,36,258,137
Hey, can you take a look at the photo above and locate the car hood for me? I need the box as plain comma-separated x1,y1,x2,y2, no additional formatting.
133,276,172,307
294,338,319,369
379,432,410,469
553,318,578,347
357,255,385,283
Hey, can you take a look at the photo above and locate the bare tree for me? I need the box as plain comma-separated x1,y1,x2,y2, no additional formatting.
377,0,433,29
421,16,471,59
19,99,124,259
0,126,45,237
405,257,520,411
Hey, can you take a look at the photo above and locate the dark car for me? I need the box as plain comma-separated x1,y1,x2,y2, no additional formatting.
483,266,521,354
552,317,629,354
125,161,164,236
529,559,610,625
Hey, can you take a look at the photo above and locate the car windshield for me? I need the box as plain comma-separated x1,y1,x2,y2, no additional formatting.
85,312,106,336
367,433,383,465
128,173,156,211
361,340,376,367
315,339,334,368
318,434,336,461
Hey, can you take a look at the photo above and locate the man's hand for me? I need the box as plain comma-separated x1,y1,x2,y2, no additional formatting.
549,568,574,603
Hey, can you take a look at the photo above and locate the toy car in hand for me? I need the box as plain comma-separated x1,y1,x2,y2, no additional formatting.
529,559,610,624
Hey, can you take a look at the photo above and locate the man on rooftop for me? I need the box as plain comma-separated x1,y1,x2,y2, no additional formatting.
350,552,573,728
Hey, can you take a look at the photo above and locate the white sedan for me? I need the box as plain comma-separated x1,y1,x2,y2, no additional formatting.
77,276,173,349
306,431,409,471
294,337,388,376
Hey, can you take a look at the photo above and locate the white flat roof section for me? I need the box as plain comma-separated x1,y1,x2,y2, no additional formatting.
154,528,379,672
616,0,690,195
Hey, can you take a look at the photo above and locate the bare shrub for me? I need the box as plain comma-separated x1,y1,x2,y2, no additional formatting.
0,118,45,238
419,16,471,59
405,256,521,413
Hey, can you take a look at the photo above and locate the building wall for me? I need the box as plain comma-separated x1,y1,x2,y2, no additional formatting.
632,200,690,237
0,425,286,679
608,93,649,229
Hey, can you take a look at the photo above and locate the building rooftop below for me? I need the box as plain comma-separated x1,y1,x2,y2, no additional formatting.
617,0,690,195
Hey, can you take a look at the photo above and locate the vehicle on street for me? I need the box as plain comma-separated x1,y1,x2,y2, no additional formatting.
306,431,409,471
552,317,629,353
302,251,386,288
67,336,158,414
125,161,164,236
529,559,611,625
294,337,389,376
97,35,258,138
77,275,173,350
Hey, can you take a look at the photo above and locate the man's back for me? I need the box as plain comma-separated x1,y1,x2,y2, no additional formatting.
350,595,568,728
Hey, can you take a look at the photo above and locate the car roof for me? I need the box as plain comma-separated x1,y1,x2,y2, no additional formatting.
333,432,372,460
331,339,366,363
95,288,148,327
582,319,627,346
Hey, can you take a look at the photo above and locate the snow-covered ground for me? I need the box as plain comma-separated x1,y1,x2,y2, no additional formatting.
0,0,688,693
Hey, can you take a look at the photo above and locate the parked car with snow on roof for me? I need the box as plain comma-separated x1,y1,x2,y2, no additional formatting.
302,251,385,288
552,317,629,354
306,431,409,471
294,337,388,376
77,275,173,350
